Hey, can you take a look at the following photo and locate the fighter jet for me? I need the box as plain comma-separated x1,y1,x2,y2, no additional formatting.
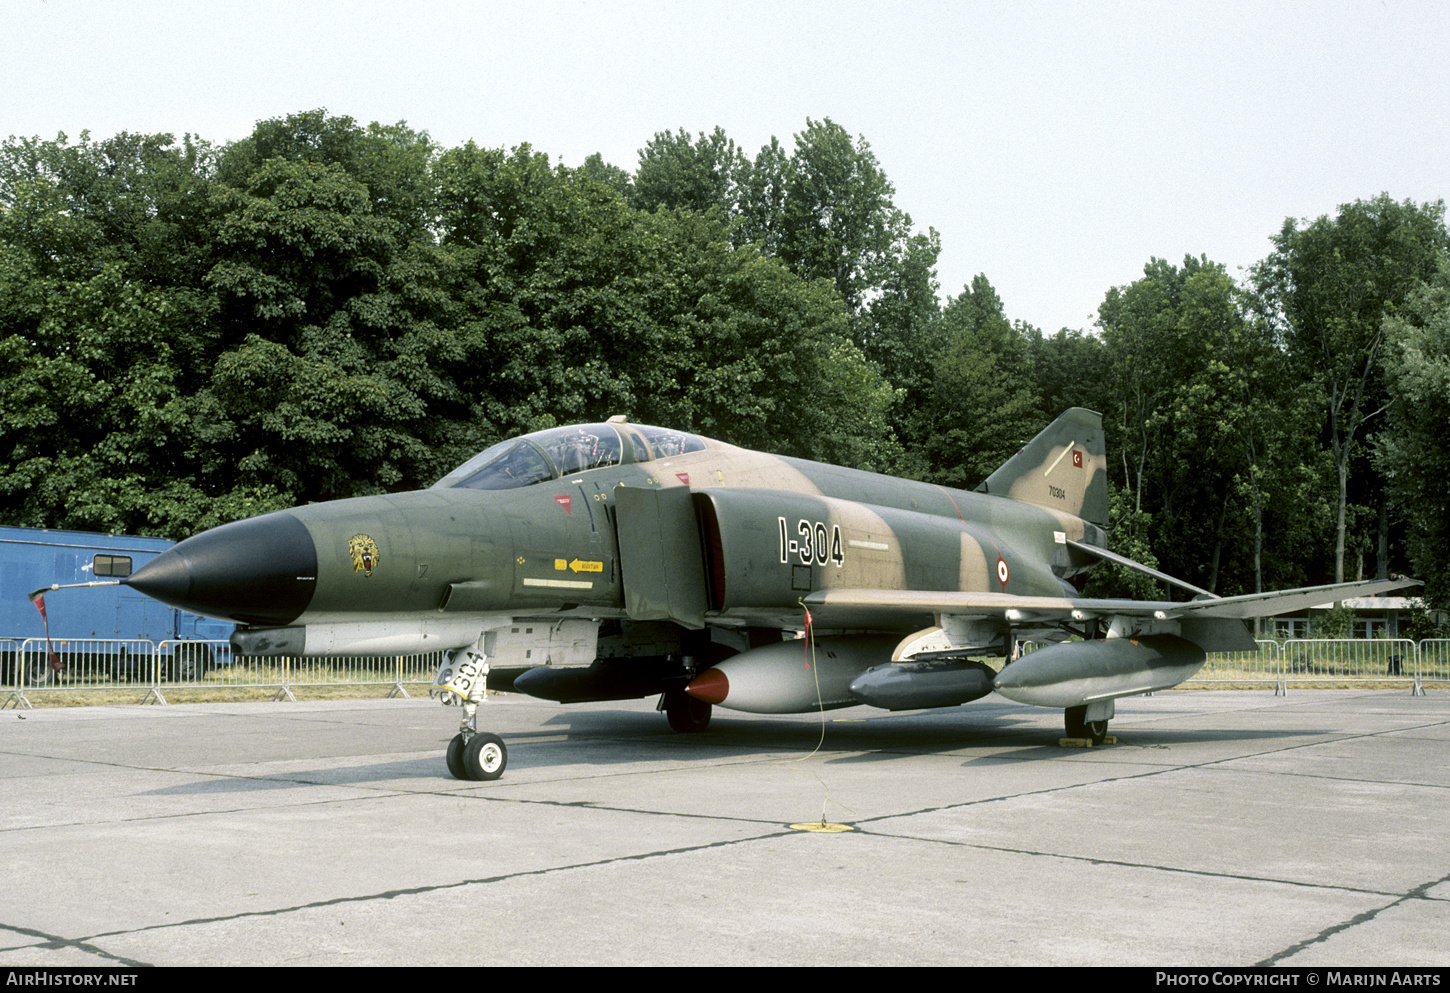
121,409,1417,780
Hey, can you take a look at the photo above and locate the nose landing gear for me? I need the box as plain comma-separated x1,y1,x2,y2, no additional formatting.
436,641,509,781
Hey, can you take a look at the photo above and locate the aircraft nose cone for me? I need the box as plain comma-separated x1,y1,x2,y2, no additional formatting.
685,668,729,705
124,512,317,625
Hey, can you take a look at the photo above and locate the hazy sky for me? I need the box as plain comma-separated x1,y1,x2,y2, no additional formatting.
4,0,1447,334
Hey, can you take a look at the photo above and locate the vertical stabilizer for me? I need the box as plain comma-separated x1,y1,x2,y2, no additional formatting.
973,408,1108,526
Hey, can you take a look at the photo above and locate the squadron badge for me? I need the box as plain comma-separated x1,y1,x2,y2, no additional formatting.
348,534,380,577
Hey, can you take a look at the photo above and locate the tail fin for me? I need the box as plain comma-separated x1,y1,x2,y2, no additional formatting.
973,408,1108,526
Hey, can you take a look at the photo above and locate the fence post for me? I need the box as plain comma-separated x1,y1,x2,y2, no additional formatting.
1,637,30,710
142,640,167,706
387,654,410,699
272,655,297,702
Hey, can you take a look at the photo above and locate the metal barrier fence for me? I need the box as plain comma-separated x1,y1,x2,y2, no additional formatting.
1192,640,1283,686
1187,638,1428,694
0,637,22,699
1280,639,1418,682
1419,640,1450,688
5,638,161,696
3,637,443,708
193,650,444,701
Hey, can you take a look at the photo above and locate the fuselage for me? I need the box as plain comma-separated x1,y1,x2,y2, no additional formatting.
125,420,1102,654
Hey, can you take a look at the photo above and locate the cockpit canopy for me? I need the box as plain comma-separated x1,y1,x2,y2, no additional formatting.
433,422,707,491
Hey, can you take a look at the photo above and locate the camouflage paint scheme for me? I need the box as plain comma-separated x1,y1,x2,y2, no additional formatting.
123,409,1418,773
132,411,1109,646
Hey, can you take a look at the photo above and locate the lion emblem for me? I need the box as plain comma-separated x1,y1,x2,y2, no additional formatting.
348,534,380,577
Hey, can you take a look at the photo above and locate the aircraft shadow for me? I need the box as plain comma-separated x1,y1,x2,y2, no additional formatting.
133,713,1338,793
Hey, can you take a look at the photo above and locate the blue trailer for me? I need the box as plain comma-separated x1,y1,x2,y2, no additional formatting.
1,525,235,685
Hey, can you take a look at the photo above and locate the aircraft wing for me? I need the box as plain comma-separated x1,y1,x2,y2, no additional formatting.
802,577,1421,625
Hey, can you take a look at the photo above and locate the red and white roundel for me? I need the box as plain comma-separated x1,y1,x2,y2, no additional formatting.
996,556,1010,589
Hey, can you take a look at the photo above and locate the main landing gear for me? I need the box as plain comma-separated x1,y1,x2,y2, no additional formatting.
661,688,711,732
1063,704,1111,746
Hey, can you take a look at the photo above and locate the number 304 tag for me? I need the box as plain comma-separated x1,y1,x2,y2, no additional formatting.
434,651,488,701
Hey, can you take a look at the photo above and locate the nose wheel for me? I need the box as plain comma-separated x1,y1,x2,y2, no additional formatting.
446,731,508,781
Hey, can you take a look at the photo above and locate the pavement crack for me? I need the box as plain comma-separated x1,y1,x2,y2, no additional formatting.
856,828,1407,899
71,829,794,943
1257,869,1450,965
0,921,152,967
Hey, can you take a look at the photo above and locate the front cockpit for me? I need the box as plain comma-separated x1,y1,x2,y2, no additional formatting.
432,420,707,492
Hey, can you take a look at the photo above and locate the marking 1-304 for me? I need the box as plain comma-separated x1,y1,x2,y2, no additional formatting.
779,517,845,567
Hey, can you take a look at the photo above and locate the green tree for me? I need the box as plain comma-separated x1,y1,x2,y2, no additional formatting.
1099,257,1214,515
436,141,898,468
630,127,743,217
436,141,675,437
218,109,437,243
1025,325,1110,417
860,228,944,471
671,120,940,468
641,209,897,468
1097,256,1297,594
920,274,1043,487
775,118,913,317
198,113,455,505
578,152,632,199
1377,251,1450,611
1254,194,1450,582
734,136,789,255
1081,483,1161,600
0,130,227,536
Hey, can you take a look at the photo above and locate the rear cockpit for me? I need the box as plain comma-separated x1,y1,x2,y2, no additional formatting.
433,420,707,491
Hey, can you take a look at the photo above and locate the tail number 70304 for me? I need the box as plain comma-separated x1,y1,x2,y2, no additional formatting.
778,517,845,567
